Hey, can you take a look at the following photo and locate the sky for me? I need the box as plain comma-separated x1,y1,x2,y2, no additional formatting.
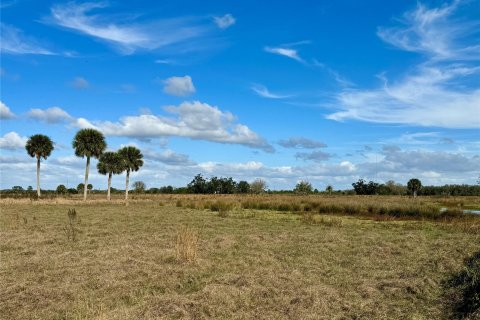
0,0,479,191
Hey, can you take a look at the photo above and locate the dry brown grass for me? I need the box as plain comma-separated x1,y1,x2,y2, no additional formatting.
0,197,479,319
175,225,199,264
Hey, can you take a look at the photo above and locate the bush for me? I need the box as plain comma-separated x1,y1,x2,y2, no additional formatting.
445,251,480,319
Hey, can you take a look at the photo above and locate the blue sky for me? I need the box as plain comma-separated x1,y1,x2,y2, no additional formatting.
1,0,479,190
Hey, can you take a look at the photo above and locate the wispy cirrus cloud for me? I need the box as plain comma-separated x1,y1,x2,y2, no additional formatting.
377,0,479,60
0,23,56,55
264,46,304,63
48,2,213,54
251,84,293,99
328,1,480,129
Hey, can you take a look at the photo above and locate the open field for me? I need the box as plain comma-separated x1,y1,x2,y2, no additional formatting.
1,196,479,319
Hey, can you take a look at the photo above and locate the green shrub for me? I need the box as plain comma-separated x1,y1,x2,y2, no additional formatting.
445,251,480,319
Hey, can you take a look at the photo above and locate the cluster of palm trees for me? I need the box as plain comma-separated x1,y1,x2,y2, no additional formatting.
25,129,143,204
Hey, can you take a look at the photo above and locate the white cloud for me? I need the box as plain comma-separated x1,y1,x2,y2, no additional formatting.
162,75,195,96
377,1,479,60
295,151,332,162
264,46,304,63
214,14,236,29
69,77,89,89
73,101,273,152
0,23,56,55
49,2,211,54
328,1,480,128
0,101,15,119
278,137,327,149
0,132,27,150
27,107,73,124
144,149,195,166
328,65,480,128
251,84,292,99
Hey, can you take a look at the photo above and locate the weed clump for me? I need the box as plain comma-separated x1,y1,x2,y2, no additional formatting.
176,225,199,264
63,208,78,242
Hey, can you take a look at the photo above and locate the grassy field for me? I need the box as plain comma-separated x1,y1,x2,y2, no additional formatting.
1,196,479,319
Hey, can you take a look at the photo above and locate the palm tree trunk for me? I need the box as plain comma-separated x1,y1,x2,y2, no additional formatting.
107,172,112,201
125,169,130,206
36,155,41,197
84,156,90,201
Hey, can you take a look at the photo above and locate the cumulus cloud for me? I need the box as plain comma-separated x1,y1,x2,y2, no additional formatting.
74,101,273,152
278,137,327,149
0,101,15,119
214,14,236,29
295,151,332,162
69,77,89,89
48,2,212,54
0,132,27,150
380,145,480,173
328,1,480,128
162,75,195,96
251,84,292,99
144,149,195,166
0,23,56,55
27,107,73,124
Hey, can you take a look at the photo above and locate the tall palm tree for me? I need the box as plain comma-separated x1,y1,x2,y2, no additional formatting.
407,178,422,198
25,134,54,197
73,129,106,201
118,146,143,205
97,151,124,200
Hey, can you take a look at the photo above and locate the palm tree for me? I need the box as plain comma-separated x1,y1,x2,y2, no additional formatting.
118,146,143,205
25,134,54,197
73,129,106,201
407,178,422,198
97,151,124,200
326,185,333,195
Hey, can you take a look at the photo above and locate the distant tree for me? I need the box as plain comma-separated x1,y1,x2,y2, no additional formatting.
160,185,174,194
294,180,313,195
67,188,77,194
56,184,67,194
25,134,54,197
236,181,250,194
118,146,144,205
385,180,407,195
77,183,85,194
27,186,33,192
407,178,422,198
250,179,267,194
87,184,93,193
97,151,124,200
73,129,106,201
214,177,236,194
133,181,146,193
352,179,379,195
326,185,333,195
12,186,24,193
188,174,208,194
